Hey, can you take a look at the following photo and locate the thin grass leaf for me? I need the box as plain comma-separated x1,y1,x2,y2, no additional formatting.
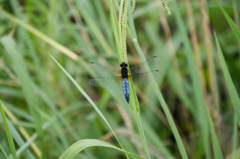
0,144,9,159
0,102,18,159
58,139,143,159
0,36,43,158
171,0,210,158
9,0,47,95
0,102,36,159
0,9,78,60
49,54,129,157
15,104,89,157
207,111,224,159
128,1,189,159
231,115,238,159
214,33,240,124
213,0,240,41
108,0,121,58
74,0,113,55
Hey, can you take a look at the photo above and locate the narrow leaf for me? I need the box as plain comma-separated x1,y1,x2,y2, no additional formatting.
207,111,224,159
213,0,240,41
59,139,143,159
214,33,240,124
49,54,127,155
0,102,18,159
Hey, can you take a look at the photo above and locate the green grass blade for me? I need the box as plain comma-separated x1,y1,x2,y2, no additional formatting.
231,115,238,159
9,0,47,93
0,36,43,158
0,102,18,159
108,0,121,58
214,33,240,124
0,9,78,60
58,139,143,159
74,0,113,55
49,54,128,155
171,0,210,158
207,111,224,159
33,85,95,158
134,113,151,159
213,0,240,41
128,2,188,159
0,144,9,159
15,104,89,157
0,102,36,158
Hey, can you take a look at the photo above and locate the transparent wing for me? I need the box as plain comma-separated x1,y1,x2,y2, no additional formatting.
89,62,120,77
130,56,160,74
131,70,161,85
89,76,122,89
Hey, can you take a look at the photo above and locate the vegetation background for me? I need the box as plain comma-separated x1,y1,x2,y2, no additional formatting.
0,0,240,159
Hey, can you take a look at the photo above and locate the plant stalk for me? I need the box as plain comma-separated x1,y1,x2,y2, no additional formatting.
134,113,151,159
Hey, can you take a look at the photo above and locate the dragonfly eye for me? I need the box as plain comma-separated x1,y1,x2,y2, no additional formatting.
120,62,128,67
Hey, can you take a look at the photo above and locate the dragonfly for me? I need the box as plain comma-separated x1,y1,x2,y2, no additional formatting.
89,56,161,103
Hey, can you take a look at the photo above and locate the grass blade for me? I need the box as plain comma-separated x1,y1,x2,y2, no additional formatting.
108,0,121,58
171,0,210,158
9,0,47,93
58,139,143,159
214,33,240,124
49,54,128,157
0,36,43,158
0,101,18,159
213,0,240,41
207,111,223,159
0,144,9,159
231,115,238,159
128,1,188,159
0,9,78,60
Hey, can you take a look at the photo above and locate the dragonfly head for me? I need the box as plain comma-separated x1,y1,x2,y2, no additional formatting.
120,62,128,68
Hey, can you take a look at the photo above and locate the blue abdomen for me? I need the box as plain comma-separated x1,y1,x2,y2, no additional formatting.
122,78,130,103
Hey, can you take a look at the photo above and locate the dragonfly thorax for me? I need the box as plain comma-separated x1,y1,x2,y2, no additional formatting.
121,67,128,78
120,62,128,78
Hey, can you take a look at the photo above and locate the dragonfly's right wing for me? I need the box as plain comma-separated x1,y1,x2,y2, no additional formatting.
89,76,122,89
89,62,121,77
130,70,161,85
130,56,160,74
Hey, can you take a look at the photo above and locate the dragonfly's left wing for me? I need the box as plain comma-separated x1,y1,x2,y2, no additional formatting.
89,62,121,77
89,76,122,89
130,70,161,85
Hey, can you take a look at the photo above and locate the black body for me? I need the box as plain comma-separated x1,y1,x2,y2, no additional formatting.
120,62,128,79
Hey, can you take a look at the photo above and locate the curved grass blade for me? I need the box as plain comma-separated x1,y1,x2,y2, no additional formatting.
49,54,129,158
213,0,240,41
58,139,143,159
214,33,240,124
0,101,18,159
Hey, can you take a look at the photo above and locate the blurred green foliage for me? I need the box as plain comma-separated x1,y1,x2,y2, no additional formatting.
0,0,240,159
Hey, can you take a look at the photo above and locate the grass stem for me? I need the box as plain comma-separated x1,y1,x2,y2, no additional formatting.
134,113,151,159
